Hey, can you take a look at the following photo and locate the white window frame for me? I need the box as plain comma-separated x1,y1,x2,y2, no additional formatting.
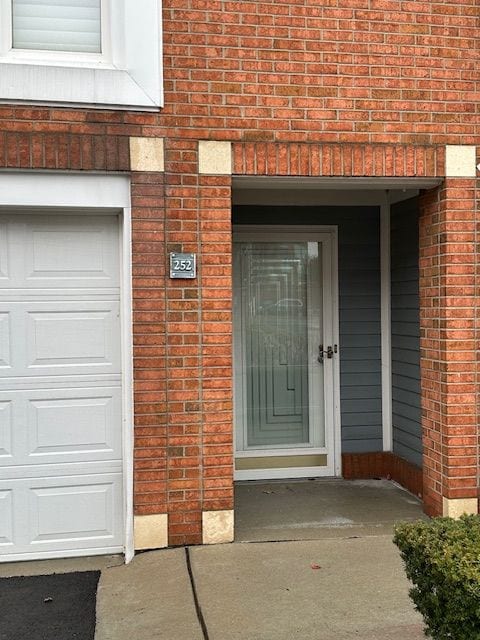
0,0,163,110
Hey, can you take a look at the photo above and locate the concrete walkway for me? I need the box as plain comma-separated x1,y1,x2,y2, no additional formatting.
91,534,425,640
0,480,427,639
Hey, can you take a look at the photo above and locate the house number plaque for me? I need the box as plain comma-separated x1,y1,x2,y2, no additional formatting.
170,253,196,279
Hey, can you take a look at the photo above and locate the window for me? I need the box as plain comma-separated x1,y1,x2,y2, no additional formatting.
0,0,163,109
12,0,102,53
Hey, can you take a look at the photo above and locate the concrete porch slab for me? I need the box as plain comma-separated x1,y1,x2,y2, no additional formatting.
234,479,425,542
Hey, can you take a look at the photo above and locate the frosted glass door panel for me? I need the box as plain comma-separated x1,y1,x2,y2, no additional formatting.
239,242,324,448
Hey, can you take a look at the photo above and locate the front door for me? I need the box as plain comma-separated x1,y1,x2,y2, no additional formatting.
233,228,339,480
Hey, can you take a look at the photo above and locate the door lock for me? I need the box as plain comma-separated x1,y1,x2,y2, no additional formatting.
318,345,337,363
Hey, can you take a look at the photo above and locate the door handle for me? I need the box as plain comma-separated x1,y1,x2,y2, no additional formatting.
318,345,336,363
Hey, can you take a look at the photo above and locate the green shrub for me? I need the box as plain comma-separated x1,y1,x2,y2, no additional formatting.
394,515,480,640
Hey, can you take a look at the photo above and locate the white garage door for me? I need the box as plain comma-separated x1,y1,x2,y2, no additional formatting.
0,214,124,561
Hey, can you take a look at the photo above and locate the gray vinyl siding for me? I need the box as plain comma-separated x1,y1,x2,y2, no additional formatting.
233,206,383,453
390,198,422,468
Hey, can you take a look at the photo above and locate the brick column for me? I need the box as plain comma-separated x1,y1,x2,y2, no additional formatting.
198,141,234,545
161,139,234,546
419,147,479,517
130,137,169,550
164,137,203,546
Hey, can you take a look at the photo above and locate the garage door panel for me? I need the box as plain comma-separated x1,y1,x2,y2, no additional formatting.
0,400,13,459
27,308,119,370
0,489,14,546
27,391,121,460
29,482,117,543
0,312,11,368
0,220,10,282
0,302,121,378
0,388,122,466
0,216,119,290
27,226,116,285
0,474,123,556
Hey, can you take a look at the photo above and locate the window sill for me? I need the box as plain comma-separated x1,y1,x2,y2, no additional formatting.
2,49,114,70
0,62,162,110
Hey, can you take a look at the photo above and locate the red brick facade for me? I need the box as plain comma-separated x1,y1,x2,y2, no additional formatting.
419,179,480,516
1,0,480,547
342,452,423,499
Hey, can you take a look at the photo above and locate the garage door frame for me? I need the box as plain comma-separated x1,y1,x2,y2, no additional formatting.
0,171,134,563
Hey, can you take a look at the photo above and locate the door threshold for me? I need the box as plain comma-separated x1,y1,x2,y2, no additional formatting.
235,466,336,481
235,476,340,485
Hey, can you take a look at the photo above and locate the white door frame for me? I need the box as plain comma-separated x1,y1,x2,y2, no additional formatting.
233,225,341,480
0,171,134,563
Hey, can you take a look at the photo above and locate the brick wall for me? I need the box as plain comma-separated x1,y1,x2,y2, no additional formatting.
162,0,480,145
131,171,168,527
162,141,233,545
0,0,479,541
131,142,233,546
1,1,478,151
419,179,480,516
232,141,445,176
